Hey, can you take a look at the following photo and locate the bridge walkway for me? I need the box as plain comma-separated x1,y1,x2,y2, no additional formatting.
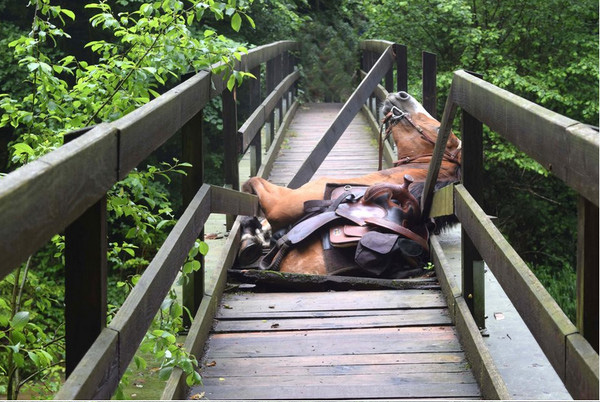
189,103,482,400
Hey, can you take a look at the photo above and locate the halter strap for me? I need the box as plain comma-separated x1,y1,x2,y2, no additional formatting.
378,107,462,170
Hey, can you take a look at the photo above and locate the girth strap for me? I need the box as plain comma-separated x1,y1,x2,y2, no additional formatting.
259,211,344,271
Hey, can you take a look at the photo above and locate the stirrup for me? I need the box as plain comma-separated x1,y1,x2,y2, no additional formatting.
237,234,263,266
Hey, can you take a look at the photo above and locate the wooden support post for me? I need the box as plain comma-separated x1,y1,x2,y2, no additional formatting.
422,51,437,118
248,65,262,176
461,106,485,330
394,44,408,93
577,196,599,352
64,197,107,376
182,110,204,326
222,87,239,230
266,57,277,149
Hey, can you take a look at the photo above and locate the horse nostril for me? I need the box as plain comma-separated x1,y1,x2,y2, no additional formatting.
397,91,410,100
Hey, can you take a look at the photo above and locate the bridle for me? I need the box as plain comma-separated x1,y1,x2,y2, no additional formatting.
378,106,462,170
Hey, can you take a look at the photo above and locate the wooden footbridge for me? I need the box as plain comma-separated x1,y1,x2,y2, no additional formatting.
0,40,597,400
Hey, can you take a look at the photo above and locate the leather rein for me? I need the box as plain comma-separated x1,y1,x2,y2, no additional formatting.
378,106,462,170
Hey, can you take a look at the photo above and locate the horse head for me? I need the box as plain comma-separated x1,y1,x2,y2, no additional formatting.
382,91,462,166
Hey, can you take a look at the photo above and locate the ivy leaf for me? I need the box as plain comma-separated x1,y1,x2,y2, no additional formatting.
11,311,30,331
231,13,242,32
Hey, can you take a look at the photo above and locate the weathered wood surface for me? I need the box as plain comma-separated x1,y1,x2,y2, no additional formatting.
267,103,381,186
287,46,394,188
454,184,598,399
450,69,599,206
189,289,480,400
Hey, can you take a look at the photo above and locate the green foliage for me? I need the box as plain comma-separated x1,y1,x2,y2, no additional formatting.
296,7,362,102
360,0,597,322
0,0,255,398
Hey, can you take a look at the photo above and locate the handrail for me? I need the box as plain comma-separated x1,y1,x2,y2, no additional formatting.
429,69,599,399
287,46,395,188
0,40,298,399
0,40,298,282
55,184,259,399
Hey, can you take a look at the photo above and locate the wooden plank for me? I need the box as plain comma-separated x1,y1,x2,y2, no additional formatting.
239,70,300,152
214,309,451,332
205,327,462,358
116,71,211,178
0,124,118,280
181,110,205,325
64,197,107,376
108,185,211,379
420,89,459,218
202,361,471,377
218,289,445,312
422,51,437,118
197,373,479,400
454,183,578,381
565,333,599,399
209,186,259,216
287,46,395,189
228,269,437,292
576,196,599,351
451,70,599,205
394,43,408,92
201,352,467,369
360,39,394,54
55,328,120,400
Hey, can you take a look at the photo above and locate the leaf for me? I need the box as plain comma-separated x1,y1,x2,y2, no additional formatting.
11,311,30,331
245,14,255,29
12,143,34,157
199,242,209,256
158,367,173,381
231,13,242,32
61,9,76,20
227,74,236,91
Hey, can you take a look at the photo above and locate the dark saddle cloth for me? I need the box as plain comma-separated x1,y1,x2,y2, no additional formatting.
259,180,430,278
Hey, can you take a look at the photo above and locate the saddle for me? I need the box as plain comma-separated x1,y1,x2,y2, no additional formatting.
259,175,430,277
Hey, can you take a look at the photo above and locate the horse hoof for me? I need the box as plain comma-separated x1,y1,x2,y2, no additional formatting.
238,236,263,266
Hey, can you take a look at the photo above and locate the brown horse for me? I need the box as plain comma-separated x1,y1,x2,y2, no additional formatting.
241,91,462,276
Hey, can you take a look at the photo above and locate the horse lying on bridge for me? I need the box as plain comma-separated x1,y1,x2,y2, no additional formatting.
239,91,462,278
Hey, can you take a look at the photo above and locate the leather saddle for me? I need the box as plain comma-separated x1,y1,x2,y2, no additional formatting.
259,175,430,274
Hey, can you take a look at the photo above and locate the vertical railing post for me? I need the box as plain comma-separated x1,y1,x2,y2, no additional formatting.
248,65,262,176
222,86,239,229
62,130,108,376
265,56,277,149
577,197,599,352
460,72,485,330
64,197,107,376
422,51,437,119
394,44,408,93
181,110,204,327
275,52,283,128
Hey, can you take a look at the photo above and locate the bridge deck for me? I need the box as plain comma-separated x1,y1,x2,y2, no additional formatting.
189,103,482,400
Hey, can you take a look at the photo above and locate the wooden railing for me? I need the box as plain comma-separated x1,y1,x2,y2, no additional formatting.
426,70,599,399
0,40,299,399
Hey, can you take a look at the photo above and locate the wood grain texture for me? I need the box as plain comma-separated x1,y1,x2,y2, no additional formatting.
287,46,394,188
454,184,577,381
0,123,118,280
188,289,481,400
267,103,381,186
451,70,599,205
